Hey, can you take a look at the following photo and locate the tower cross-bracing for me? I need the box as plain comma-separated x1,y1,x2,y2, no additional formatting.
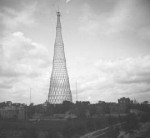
48,12,72,104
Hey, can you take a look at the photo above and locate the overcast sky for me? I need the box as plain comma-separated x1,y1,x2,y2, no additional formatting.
0,0,150,104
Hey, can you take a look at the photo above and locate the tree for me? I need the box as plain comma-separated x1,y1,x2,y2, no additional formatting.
123,113,139,132
27,103,36,119
62,101,73,113
142,101,149,104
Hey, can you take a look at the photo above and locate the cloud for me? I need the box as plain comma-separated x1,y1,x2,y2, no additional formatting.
106,0,135,33
75,55,150,103
137,27,150,42
0,83,12,89
1,31,49,72
0,0,150,104
66,0,72,3
0,31,50,103
78,4,100,35
0,2,37,33
0,1,54,104
78,0,150,37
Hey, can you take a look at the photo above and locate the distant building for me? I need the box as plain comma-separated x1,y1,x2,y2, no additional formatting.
6,101,12,106
76,101,90,105
130,109,143,115
118,97,132,113
65,111,77,119
118,97,131,105
0,105,25,120
109,103,119,114
98,101,105,104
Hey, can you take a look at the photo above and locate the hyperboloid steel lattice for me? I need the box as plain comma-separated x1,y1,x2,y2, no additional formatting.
48,12,72,104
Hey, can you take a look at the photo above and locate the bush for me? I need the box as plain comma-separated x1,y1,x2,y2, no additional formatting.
123,113,139,132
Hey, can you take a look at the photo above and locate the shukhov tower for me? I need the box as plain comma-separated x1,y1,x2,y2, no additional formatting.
48,12,72,104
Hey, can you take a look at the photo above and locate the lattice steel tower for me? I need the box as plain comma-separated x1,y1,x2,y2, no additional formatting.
48,12,72,104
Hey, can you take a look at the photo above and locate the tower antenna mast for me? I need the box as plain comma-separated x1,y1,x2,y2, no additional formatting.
30,88,31,105
76,81,78,102
48,7,72,104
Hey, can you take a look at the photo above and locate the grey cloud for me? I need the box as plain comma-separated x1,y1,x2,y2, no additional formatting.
66,0,72,3
117,72,150,84
0,0,23,10
79,0,150,38
0,2,37,32
0,66,22,78
0,83,12,89
77,56,150,102
0,65,41,79
0,31,50,96
0,30,51,103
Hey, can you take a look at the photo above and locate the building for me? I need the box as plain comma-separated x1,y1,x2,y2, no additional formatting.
118,97,131,105
0,105,25,120
118,97,132,113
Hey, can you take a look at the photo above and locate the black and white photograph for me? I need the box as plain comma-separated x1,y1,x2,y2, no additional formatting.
0,0,150,137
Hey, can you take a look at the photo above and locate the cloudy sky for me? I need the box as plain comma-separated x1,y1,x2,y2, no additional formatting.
0,0,150,104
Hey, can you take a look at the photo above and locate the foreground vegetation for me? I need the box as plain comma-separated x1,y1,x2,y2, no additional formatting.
0,98,149,138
